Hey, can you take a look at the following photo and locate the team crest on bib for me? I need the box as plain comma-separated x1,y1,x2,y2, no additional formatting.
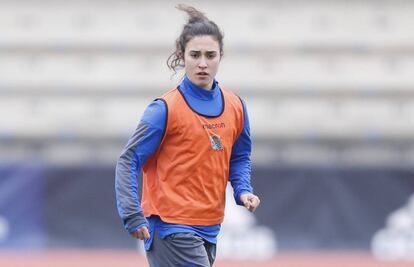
210,134,223,151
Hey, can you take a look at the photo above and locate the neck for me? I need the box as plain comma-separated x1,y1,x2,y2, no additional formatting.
186,76,216,91
202,82,213,91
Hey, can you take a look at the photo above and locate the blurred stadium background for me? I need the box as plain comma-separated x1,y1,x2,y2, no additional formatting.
1,0,414,266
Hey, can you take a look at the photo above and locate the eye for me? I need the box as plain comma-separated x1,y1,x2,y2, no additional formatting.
207,53,216,59
190,52,200,58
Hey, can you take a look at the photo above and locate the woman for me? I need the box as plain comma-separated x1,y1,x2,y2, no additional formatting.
115,4,260,267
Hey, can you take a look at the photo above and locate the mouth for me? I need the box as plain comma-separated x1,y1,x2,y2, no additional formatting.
196,72,209,77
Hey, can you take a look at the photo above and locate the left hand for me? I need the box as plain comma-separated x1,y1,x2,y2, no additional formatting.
240,193,260,212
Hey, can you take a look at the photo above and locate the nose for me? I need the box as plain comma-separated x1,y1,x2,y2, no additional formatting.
198,57,207,68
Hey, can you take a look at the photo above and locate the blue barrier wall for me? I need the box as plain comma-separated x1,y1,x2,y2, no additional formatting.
0,163,46,248
1,164,413,250
253,166,414,250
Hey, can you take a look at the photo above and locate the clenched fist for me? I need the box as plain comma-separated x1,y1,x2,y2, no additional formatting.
240,193,260,212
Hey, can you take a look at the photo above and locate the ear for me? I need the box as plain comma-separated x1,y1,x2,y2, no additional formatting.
177,51,184,60
177,51,185,66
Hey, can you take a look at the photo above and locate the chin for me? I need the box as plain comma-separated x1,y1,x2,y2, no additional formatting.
201,84,212,90
195,82,208,89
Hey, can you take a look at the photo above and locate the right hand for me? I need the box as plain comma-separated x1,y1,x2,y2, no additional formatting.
131,226,150,240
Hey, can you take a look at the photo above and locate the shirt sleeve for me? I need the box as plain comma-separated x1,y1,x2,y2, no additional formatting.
229,98,253,205
114,99,167,233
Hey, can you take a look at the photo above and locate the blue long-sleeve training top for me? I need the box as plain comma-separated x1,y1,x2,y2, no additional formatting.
115,76,253,250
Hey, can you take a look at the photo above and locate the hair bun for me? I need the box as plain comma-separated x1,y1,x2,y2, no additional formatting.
176,4,208,23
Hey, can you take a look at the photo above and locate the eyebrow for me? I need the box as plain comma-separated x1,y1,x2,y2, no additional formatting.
189,50,217,53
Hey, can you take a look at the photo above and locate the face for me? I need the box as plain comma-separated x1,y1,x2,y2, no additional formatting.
183,35,221,90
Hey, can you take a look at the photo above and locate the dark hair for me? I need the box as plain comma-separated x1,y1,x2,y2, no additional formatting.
167,4,224,74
